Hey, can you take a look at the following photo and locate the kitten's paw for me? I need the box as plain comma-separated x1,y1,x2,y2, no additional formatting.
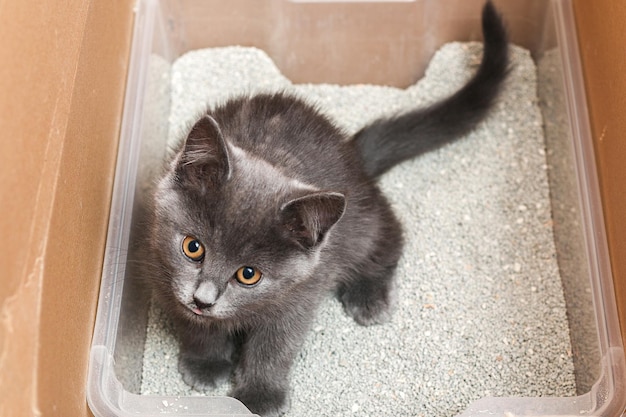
178,355,232,391
230,385,289,417
340,279,396,326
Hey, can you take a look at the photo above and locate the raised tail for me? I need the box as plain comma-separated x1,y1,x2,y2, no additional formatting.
353,0,509,178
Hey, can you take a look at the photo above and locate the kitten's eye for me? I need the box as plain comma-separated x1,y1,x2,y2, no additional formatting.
235,266,262,286
182,236,205,262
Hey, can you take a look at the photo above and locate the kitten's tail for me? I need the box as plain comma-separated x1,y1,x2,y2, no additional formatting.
353,0,509,178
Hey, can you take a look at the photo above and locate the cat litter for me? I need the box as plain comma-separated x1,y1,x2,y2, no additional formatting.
140,44,577,416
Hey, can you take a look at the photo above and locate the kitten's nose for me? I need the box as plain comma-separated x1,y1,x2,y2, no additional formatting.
193,280,219,310
193,296,214,310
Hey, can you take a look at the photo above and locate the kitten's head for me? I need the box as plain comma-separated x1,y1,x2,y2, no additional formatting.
149,109,345,324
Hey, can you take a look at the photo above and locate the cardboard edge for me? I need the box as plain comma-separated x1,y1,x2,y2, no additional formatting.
573,0,626,346
0,0,135,416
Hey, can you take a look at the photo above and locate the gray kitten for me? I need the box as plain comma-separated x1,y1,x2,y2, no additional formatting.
144,2,508,415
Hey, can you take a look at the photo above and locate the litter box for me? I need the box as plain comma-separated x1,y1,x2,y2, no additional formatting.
87,0,626,416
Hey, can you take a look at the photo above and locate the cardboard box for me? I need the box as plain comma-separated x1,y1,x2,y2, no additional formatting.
0,1,134,416
1,0,625,416
574,1,626,345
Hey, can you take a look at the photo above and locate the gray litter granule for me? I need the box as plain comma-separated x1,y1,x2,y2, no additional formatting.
140,44,577,416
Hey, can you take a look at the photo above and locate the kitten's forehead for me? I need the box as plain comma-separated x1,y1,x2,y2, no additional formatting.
153,137,319,246
226,142,318,198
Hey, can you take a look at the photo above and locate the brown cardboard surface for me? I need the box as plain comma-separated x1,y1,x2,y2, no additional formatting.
0,0,134,416
573,1,626,345
0,0,624,416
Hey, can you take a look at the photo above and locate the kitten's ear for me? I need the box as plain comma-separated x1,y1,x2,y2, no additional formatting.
280,192,346,249
175,115,231,190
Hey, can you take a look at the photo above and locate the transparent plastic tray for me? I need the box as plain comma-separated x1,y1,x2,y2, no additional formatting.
87,0,626,416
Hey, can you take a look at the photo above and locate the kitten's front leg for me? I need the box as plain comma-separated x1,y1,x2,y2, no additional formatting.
230,316,310,417
178,323,235,391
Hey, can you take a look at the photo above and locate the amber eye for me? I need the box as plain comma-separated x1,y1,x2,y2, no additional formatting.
235,266,262,286
181,236,205,262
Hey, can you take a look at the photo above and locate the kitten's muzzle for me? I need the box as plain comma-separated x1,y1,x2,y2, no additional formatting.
191,280,222,314
193,296,215,311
